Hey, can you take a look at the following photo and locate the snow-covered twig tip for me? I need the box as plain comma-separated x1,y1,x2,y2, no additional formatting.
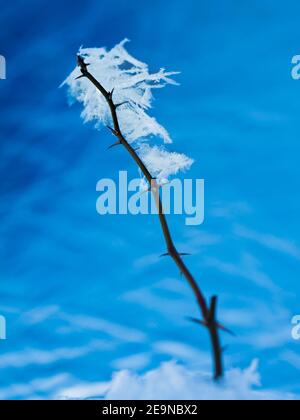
62,39,193,183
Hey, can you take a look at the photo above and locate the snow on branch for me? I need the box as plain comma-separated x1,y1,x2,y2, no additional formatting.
139,144,193,182
62,40,225,380
62,39,193,181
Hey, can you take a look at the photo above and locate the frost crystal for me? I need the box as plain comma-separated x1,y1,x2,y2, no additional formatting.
62,39,193,181
139,145,193,183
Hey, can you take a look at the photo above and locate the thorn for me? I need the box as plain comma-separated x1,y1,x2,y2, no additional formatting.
106,126,118,136
160,250,189,258
75,74,86,80
187,316,234,336
160,252,170,257
108,88,115,100
115,101,129,108
216,322,235,337
107,141,121,150
187,317,208,328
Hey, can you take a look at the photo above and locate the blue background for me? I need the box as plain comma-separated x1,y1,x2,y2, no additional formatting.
1,0,300,399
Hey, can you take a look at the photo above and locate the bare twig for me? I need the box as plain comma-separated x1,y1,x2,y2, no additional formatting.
77,55,227,379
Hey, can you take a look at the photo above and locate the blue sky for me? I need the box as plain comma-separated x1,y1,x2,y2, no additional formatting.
0,0,300,399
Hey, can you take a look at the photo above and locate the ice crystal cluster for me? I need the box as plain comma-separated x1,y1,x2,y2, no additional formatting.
62,39,193,182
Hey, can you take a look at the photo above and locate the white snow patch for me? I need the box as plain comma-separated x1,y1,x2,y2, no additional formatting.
62,39,193,182
103,360,294,400
56,360,296,400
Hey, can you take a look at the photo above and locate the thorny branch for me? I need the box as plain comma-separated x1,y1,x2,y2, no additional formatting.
77,55,228,380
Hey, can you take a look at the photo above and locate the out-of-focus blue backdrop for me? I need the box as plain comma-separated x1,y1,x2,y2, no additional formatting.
1,0,300,399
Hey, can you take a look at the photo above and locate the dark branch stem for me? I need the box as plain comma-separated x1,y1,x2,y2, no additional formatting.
78,56,224,379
